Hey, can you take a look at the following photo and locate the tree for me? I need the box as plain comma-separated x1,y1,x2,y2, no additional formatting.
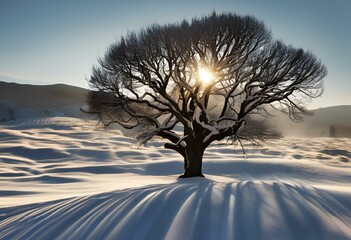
87,12,327,177
329,125,337,138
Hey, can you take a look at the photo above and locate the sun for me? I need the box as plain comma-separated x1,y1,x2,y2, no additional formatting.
198,68,213,85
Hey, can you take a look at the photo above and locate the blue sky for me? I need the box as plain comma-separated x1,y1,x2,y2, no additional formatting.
0,0,350,108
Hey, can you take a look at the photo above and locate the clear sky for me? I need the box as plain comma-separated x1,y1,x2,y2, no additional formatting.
1,0,350,109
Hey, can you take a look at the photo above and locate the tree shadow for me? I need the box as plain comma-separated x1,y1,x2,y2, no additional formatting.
0,180,350,240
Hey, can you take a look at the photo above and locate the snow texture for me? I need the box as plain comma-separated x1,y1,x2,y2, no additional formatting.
0,116,350,239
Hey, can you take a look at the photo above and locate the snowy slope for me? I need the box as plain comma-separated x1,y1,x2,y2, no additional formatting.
0,100,60,122
0,81,88,120
0,117,350,239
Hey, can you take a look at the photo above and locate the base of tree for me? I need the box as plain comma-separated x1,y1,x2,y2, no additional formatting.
178,173,205,178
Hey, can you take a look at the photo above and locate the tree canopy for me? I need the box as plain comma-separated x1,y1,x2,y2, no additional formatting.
88,12,327,177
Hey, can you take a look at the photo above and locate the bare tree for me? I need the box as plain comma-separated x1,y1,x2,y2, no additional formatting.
329,125,337,138
88,12,327,177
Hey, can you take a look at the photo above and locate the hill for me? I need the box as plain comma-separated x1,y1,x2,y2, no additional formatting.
0,81,89,121
270,105,351,138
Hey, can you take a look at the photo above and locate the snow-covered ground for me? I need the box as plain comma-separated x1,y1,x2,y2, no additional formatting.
0,117,350,239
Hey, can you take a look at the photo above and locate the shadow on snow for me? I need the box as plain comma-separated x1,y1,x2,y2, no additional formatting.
0,180,350,240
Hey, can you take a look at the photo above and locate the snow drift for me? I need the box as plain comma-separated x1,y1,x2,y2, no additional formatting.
0,117,350,239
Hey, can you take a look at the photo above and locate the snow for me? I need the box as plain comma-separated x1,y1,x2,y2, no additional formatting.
0,100,62,122
0,115,350,239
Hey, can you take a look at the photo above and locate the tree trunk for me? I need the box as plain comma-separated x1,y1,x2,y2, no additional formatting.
179,144,205,178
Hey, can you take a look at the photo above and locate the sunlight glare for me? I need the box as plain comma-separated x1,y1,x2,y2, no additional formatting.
198,68,213,85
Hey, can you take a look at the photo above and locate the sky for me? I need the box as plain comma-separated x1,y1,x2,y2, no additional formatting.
0,0,350,109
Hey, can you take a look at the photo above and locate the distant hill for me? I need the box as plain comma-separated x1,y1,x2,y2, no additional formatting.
270,105,351,138
0,81,89,122
310,105,351,127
